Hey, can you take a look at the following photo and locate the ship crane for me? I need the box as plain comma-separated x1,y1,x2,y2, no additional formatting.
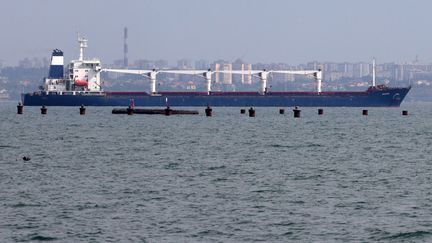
102,68,214,94
101,68,159,94
102,68,322,94
217,69,323,94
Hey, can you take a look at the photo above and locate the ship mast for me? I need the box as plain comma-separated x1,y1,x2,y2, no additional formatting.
372,57,376,87
78,35,88,61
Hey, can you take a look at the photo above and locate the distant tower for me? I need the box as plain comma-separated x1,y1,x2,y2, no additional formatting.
221,64,232,84
123,27,128,67
215,63,220,83
241,64,245,83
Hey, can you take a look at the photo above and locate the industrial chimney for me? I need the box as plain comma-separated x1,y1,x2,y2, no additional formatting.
123,27,128,67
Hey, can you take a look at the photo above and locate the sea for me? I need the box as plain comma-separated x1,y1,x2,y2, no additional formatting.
1,102,431,242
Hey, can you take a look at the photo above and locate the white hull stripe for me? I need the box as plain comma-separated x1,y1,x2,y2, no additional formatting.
51,56,64,65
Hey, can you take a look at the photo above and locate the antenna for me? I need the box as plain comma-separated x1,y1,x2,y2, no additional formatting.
372,57,376,87
78,34,88,61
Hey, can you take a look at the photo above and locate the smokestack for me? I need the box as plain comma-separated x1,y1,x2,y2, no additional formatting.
48,49,64,79
124,27,128,67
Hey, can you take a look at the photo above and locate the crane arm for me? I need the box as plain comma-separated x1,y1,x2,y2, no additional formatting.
216,70,263,75
159,70,209,75
101,68,153,75
271,70,318,75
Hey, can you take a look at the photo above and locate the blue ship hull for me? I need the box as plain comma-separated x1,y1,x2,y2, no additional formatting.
22,86,410,107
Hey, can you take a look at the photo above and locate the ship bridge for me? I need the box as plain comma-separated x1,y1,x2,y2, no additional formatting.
68,36,102,92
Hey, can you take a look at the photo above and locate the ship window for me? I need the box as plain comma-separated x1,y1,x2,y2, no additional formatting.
85,70,89,72
75,70,78,72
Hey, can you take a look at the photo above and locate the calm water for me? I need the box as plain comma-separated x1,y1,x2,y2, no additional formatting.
1,102,432,242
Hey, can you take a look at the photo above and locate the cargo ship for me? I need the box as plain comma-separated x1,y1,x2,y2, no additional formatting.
22,37,410,107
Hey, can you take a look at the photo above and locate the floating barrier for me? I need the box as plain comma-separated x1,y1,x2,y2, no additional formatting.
112,107,199,115
127,106,134,115
19,106,410,118
164,106,172,116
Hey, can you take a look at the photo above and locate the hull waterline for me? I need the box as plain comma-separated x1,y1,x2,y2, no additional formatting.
22,87,411,107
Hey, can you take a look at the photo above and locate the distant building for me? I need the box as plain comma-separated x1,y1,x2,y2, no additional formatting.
353,62,370,78
212,60,232,84
195,59,209,70
214,63,220,83
18,57,49,69
130,59,168,69
306,61,319,70
113,59,125,68
177,59,192,69
241,64,252,84
186,81,196,90
232,59,252,85
154,60,169,69
221,63,232,84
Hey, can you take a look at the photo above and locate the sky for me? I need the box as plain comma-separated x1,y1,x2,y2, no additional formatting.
1,0,432,66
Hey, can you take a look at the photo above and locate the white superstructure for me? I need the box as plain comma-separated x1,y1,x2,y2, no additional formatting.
68,37,102,92
68,59,102,92
43,36,103,94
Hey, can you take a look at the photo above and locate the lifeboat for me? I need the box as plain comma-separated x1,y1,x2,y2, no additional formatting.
74,80,88,86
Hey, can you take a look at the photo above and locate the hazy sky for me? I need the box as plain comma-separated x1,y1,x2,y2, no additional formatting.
1,0,432,66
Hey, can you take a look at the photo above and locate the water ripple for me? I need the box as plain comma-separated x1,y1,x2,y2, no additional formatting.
1,104,431,242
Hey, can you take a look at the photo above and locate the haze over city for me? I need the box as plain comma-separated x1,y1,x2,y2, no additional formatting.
2,0,432,66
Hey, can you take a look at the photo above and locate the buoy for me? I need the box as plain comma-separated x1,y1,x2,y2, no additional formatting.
22,156,31,161
205,106,212,117
293,106,301,118
248,107,255,117
79,105,86,115
318,108,324,115
362,109,368,116
279,108,285,114
17,102,23,114
402,110,408,116
127,106,133,115
40,105,47,115
240,109,246,114
164,106,172,116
